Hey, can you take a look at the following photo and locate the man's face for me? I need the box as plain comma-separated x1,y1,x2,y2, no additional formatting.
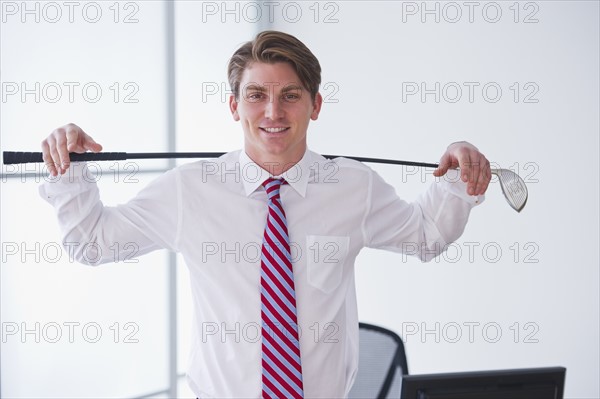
229,62,322,165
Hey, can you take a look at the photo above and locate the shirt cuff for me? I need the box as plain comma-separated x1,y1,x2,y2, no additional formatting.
39,162,91,199
438,169,485,206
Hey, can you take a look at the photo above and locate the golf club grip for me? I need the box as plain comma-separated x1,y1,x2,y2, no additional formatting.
2,151,440,169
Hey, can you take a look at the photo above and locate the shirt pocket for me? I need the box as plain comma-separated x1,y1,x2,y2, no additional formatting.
306,235,350,293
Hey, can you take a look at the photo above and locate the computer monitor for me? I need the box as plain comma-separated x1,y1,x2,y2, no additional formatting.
400,366,566,399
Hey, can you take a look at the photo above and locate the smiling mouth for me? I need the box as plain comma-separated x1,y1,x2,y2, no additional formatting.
260,127,290,133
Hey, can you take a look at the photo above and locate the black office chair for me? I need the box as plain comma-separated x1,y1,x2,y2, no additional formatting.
348,322,409,399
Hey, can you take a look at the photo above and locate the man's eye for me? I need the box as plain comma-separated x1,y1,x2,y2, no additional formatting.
246,92,264,102
284,93,300,102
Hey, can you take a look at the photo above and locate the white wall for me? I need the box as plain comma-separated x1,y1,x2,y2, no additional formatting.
2,1,598,398
270,2,599,398
1,1,172,397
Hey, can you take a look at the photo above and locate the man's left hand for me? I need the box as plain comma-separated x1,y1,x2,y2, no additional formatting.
433,141,491,196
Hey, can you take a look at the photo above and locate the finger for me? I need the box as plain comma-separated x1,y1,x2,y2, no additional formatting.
470,158,486,196
65,125,82,153
475,159,491,195
469,157,481,196
55,131,71,171
41,140,57,177
47,137,63,175
83,134,103,152
460,154,471,185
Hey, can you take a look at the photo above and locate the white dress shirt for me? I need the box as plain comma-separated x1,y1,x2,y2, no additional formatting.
40,149,482,398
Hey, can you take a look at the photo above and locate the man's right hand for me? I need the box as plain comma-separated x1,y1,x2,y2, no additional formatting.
41,123,103,176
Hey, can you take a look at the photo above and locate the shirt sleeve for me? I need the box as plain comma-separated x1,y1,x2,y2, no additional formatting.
39,163,181,265
362,169,483,262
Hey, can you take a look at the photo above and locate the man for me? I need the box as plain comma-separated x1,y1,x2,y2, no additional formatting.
40,31,490,398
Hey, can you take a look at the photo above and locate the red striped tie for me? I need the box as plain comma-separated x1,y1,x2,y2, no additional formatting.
260,178,304,399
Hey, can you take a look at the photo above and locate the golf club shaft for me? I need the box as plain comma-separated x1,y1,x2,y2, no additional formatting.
2,151,440,169
3,150,527,212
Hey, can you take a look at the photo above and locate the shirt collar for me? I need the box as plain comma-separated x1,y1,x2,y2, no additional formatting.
239,150,312,198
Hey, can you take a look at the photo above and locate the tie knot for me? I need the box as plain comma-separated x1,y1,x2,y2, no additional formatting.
263,178,285,200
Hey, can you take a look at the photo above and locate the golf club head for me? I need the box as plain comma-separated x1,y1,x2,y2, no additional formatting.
491,169,528,212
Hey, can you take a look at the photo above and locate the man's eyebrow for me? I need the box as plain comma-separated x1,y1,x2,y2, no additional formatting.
282,85,304,92
245,84,267,92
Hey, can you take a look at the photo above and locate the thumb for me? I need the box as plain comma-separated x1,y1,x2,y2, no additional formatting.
84,140,103,153
66,133,102,153
433,153,451,177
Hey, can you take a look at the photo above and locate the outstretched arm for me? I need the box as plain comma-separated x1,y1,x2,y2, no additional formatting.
39,123,180,265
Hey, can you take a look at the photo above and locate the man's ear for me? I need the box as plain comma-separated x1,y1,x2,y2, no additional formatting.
229,95,240,121
311,92,323,121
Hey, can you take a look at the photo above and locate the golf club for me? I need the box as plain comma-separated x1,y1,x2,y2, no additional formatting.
2,151,528,212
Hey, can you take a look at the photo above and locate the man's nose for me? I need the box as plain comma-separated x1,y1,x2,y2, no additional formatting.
265,99,284,120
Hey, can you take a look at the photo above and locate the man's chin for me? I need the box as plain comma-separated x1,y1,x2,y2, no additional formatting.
260,143,306,160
